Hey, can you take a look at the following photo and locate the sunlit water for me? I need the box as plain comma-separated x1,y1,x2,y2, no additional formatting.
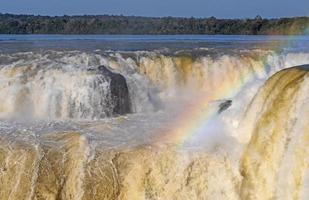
0,35,309,199
1,35,309,148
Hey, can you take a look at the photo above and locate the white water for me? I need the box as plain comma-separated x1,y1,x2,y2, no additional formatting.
1,50,309,120
0,38,309,199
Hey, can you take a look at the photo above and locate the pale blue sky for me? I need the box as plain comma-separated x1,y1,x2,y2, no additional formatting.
0,0,308,18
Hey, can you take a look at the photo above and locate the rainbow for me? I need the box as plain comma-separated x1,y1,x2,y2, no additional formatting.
152,21,309,147
152,66,260,146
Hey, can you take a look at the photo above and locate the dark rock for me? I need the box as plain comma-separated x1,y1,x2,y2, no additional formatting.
98,65,131,115
218,100,232,114
297,64,309,71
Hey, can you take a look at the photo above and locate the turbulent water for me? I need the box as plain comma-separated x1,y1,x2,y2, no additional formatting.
0,35,309,200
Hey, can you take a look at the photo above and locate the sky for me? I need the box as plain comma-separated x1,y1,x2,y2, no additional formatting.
0,0,308,18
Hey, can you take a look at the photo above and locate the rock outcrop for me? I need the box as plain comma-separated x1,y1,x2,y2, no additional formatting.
98,65,131,115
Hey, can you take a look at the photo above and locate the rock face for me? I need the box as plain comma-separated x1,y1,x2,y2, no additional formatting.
98,65,131,115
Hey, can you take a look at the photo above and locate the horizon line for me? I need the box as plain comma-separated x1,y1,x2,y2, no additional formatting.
1,12,308,20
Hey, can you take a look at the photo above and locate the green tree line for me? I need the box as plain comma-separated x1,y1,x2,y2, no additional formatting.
0,13,308,35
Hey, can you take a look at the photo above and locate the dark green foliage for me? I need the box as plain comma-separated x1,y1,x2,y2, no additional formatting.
0,13,308,35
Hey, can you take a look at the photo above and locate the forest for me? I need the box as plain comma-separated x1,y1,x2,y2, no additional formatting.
0,13,308,35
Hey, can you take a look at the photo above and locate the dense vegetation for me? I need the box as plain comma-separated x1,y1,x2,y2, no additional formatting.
0,13,308,35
